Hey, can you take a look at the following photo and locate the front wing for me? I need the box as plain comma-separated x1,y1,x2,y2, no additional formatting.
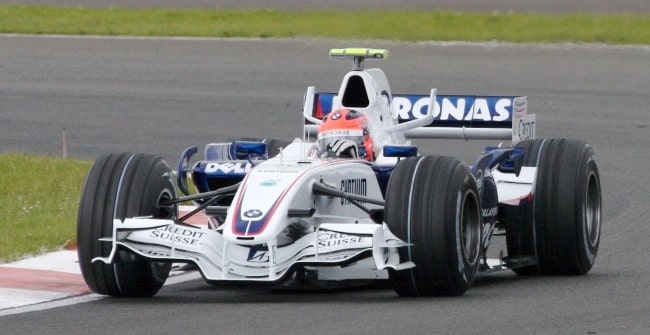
93,218,414,282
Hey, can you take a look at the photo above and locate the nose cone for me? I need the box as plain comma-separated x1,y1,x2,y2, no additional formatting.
223,161,310,244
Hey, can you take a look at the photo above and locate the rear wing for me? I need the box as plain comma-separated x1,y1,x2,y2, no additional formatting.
304,92,535,144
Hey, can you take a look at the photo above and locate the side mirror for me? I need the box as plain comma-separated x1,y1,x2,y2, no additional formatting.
233,141,267,160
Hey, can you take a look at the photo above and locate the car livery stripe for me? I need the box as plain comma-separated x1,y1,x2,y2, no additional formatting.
231,160,362,236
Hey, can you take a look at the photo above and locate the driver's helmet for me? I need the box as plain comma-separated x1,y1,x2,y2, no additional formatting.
317,109,374,161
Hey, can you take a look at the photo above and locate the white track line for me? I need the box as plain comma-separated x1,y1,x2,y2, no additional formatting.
0,271,202,317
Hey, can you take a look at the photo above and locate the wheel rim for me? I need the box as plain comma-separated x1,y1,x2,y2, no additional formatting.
584,171,601,247
461,191,481,265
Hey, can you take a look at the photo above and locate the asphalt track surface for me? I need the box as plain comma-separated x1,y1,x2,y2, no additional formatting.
1,35,649,334
1,2,650,335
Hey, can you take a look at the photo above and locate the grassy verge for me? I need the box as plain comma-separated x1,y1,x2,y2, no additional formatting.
0,154,90,262
1,5,649,44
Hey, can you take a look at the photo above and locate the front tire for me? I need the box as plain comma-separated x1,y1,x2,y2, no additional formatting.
77,153,176,297
385,156,481,296
506,139,601,275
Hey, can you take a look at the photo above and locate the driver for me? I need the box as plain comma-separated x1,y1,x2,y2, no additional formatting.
317,109,375,161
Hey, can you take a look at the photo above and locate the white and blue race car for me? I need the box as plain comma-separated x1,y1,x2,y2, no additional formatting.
77,48,601,297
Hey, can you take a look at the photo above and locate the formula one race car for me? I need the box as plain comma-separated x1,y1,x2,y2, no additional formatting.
77,48,602,297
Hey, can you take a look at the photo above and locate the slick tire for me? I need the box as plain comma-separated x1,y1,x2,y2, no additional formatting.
506,139,601,275
385,156,481,296
77,153,177,297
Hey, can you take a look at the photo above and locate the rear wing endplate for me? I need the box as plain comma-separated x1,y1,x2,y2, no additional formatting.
304,92,535,144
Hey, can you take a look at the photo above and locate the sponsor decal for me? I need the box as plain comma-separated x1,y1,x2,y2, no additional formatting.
314,93,522,124
204,162,251,174
318,231,368,248
482,207,498,217
513,96,528,117
260,179,281,187
340,178,367,205
318,129,363,139
247,249,269,262
393,96,512,122
257,169,300,174
150,226,206,246
243,209,264,218
143,250,172,257
517,117,535,141
319,129,349,138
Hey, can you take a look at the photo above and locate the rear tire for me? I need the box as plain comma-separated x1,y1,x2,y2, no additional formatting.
386,156,481,296
506,139,601,275
77,153,177,297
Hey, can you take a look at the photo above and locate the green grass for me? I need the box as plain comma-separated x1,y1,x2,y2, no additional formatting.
1,5,649,44
0,154,90,262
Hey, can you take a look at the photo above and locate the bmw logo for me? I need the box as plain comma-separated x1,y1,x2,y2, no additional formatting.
243,209,263,218
331,112,342,120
